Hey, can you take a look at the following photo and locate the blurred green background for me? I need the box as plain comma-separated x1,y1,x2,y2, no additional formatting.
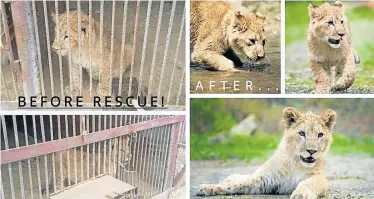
190,98,374,161
285,1,374,93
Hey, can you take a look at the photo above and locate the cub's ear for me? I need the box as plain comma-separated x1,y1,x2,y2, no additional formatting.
320,109,337,131
51,12,56,23
283,107,302,129
332,1,344,10
308,4,319,19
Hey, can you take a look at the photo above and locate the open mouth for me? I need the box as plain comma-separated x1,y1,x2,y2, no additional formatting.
300,156,315,163
328,38,340,45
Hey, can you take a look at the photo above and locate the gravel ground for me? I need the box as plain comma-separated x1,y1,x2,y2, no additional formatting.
286,86,374,94
190,155,374,199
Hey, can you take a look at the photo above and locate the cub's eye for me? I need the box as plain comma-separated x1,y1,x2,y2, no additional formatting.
249,39,256,44
318,133,324,138
327,21,334,26
64,35,69,40
298,131,306,137
341,20,344,24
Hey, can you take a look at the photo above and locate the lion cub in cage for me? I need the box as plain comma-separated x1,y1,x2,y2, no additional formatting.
43,137,132,194
51,11,133,97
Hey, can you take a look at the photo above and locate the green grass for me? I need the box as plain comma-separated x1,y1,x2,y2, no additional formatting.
348,6,374,20
191,132,374,161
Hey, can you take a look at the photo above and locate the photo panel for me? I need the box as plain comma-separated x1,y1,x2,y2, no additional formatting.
286,0,374,94
0,114,186,198
190,98,374,198
1,1,186,110
190,1,281,94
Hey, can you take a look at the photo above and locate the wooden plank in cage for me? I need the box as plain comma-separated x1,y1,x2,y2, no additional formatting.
50,175,136,199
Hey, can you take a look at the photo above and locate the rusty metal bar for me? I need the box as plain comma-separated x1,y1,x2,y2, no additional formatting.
12,115,26,199
128,0,141,96
157,0,177,100
148,0,164,96
0,169,5,199
11,1,39,97
66,0,73,96
165,122,181,190
1,115,15,199
138,0,152,97
31,115,42,199
108,0,116,96
54,0,64,97
118,0,128,96
167,9,185,104
23,115,34,199
31,0,44,96
77,0,83,95
1,2,18,98
98,0,104,95
43,0,54,96
88,0,93,97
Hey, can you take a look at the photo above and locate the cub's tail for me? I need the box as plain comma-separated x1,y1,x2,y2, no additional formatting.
353,49,360,64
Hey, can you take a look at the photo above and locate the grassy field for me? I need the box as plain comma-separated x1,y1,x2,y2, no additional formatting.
191,132,374,161
286,1,374,91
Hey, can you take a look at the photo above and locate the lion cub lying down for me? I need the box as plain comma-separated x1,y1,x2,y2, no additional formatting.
197,107,337,199
190,1,266,71
51,11,133,96
307,1,360,93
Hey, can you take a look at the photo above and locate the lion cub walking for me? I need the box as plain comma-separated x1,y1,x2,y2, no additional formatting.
190,1,266,71
51,11,133,96
307,1,360,93
197,107,337,199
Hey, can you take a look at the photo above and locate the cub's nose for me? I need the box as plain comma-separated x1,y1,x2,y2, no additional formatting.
306,149,317,155
338,33,345,37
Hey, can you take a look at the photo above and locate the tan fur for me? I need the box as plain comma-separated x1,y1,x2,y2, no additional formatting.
44,137,132,194
307,1,358,93
51,11,133,96
190,1,266,71
197,107,337,199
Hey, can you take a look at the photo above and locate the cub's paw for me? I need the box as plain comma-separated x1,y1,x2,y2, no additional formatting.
196,184,215,196
290,188,317,199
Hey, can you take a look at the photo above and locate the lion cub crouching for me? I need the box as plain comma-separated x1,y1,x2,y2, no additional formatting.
190,1,266,71
307,1,359,94
51,11,133,96
197,107,337,199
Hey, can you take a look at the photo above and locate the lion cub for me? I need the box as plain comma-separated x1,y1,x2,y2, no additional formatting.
51,11,133,96
197,107,337,199
190,1,266,71
307,1,360,94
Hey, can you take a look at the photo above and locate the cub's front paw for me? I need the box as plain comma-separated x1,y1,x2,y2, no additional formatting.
216,61,235,71
196,184,215,196
290,188,317,199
